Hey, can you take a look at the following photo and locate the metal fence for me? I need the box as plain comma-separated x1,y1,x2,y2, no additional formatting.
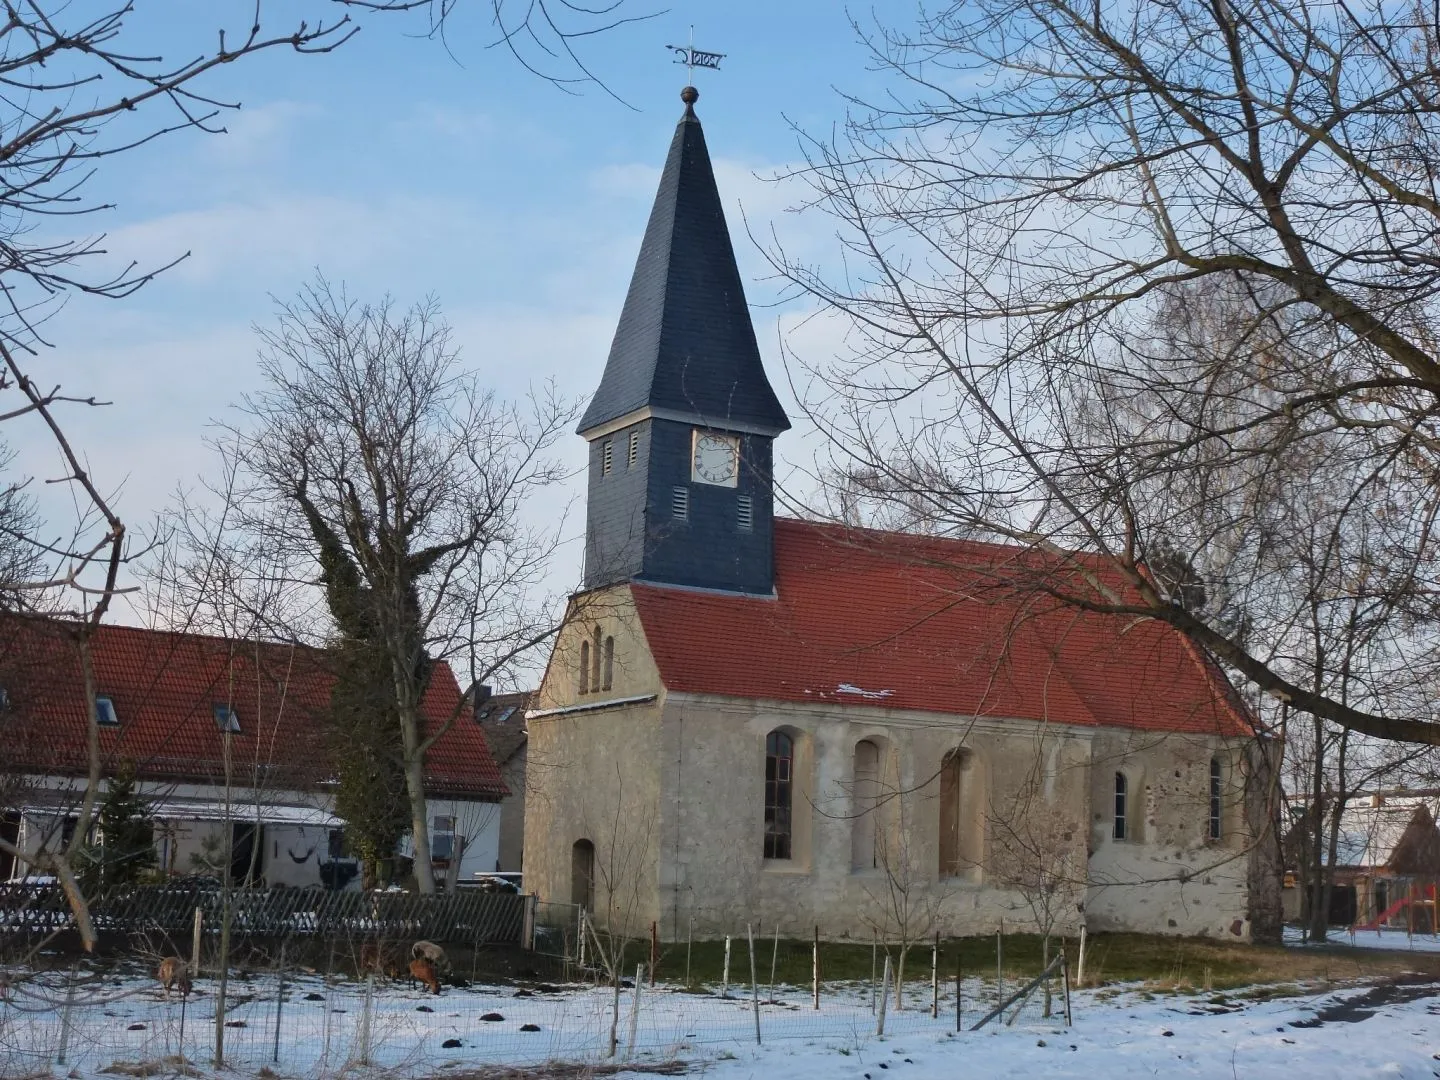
0,882,528,946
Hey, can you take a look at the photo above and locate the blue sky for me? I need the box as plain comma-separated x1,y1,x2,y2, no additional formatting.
7,1,891,614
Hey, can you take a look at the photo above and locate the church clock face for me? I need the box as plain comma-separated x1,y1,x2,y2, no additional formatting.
691,430,740,487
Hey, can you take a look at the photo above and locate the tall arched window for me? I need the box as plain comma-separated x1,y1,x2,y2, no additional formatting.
1209,758,1223,840
852,739,880,871
602,636,615,692
1113,772,1128,840
764,730,794,860
579,639,590,695
591,627,602,692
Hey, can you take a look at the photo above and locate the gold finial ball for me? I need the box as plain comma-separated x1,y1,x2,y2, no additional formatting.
681,86,699,105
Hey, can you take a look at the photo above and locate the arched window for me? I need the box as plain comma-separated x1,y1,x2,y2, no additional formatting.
1113,772,1128,840
1209,758,1223,840
602,636,615,692
852,739,880,871
764,730,794,860
571,839,595,910
591,627,602,692
579,639,590,695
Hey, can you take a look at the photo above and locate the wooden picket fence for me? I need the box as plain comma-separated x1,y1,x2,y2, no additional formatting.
0,881,526,945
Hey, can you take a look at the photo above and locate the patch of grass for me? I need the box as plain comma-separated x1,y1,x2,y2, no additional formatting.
648,930,1440,995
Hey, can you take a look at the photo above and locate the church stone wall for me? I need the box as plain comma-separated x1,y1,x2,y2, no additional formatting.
526,589,1261,944
1083,729,1255,939
652,697,1102,941
526,588,667,936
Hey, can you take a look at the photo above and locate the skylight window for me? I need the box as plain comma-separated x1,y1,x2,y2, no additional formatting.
213,704,241,734
94,696,119,726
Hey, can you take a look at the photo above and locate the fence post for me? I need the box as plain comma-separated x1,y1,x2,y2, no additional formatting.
996,922,1004,1010
272,953,286,1063
54,964,77,1067
876,955,891,1037
721,934,731,998
650,921,658,987
190,906,203,976
1076,925,1087,989
931,931,939,1019
870,934,877,1014
812,925,820,1010
1060,950,1073,1027
748,923,761,1045
523,894,537,950
578,907,587,970
625,963,643,1060
686,915,693,987
955,954,962,1032
768,923,780,1002
358,972,375,1066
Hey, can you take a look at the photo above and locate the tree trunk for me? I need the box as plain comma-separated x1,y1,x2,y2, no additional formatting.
402,722,435,894
1306,715,1329,943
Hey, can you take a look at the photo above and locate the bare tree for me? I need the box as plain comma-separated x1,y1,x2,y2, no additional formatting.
220,277,575,893
775,0,1440,748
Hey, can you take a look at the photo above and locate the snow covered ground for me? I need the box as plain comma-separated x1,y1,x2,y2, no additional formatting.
1285,924,1440,952
3,965,1440,1079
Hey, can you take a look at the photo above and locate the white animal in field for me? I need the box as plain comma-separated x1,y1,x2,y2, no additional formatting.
410,940,450,972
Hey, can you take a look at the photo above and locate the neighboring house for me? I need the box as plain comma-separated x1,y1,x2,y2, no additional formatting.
523,87,1280,944
0,617,507,889
1283,794,1440,930
473,689,533,874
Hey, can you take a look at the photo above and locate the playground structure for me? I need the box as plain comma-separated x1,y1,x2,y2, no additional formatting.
1350,878,1440,936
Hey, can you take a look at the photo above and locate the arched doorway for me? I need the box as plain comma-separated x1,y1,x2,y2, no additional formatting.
571,839,595,911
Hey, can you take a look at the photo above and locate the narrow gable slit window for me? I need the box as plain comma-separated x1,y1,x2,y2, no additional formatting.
602,636,614,692
764,730,794,860
737,494,753,531
602,440,614,475
627,430,640,468
671,486,689,520
579,639,591,695
1209,758,1223,840
1113,772,1128,840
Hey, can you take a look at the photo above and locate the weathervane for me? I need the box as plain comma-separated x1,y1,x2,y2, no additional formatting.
666,26,724,86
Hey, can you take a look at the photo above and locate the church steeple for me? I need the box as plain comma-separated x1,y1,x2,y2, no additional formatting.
580,89,787,596
578,88,790,439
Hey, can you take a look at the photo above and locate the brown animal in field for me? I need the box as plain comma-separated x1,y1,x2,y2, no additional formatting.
410,939,449,972
360,940,403,979
408,956,441,995
156,957,192,1000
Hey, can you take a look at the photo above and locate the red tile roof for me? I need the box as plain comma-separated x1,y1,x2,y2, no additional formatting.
0,618,506,799
630,519,1253,737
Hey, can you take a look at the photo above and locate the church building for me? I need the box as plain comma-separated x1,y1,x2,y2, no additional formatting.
524,87,1280,944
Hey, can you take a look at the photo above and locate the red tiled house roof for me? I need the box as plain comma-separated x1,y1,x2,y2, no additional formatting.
0,618,506,799
630,519,1253,737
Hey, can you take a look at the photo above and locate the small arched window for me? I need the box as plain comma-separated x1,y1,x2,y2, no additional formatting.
602,636,615,692
1209,758,1223,840
579,639,590,695
1113,772,1128,841
764,730,794,860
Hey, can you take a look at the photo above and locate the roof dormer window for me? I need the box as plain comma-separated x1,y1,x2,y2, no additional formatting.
213,704,241,734
94,695,119,726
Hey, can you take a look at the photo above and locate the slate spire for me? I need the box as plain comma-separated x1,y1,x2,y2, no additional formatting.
578,89,791,437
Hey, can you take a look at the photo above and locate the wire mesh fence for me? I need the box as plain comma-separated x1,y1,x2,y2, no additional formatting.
0,917,1076,1078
